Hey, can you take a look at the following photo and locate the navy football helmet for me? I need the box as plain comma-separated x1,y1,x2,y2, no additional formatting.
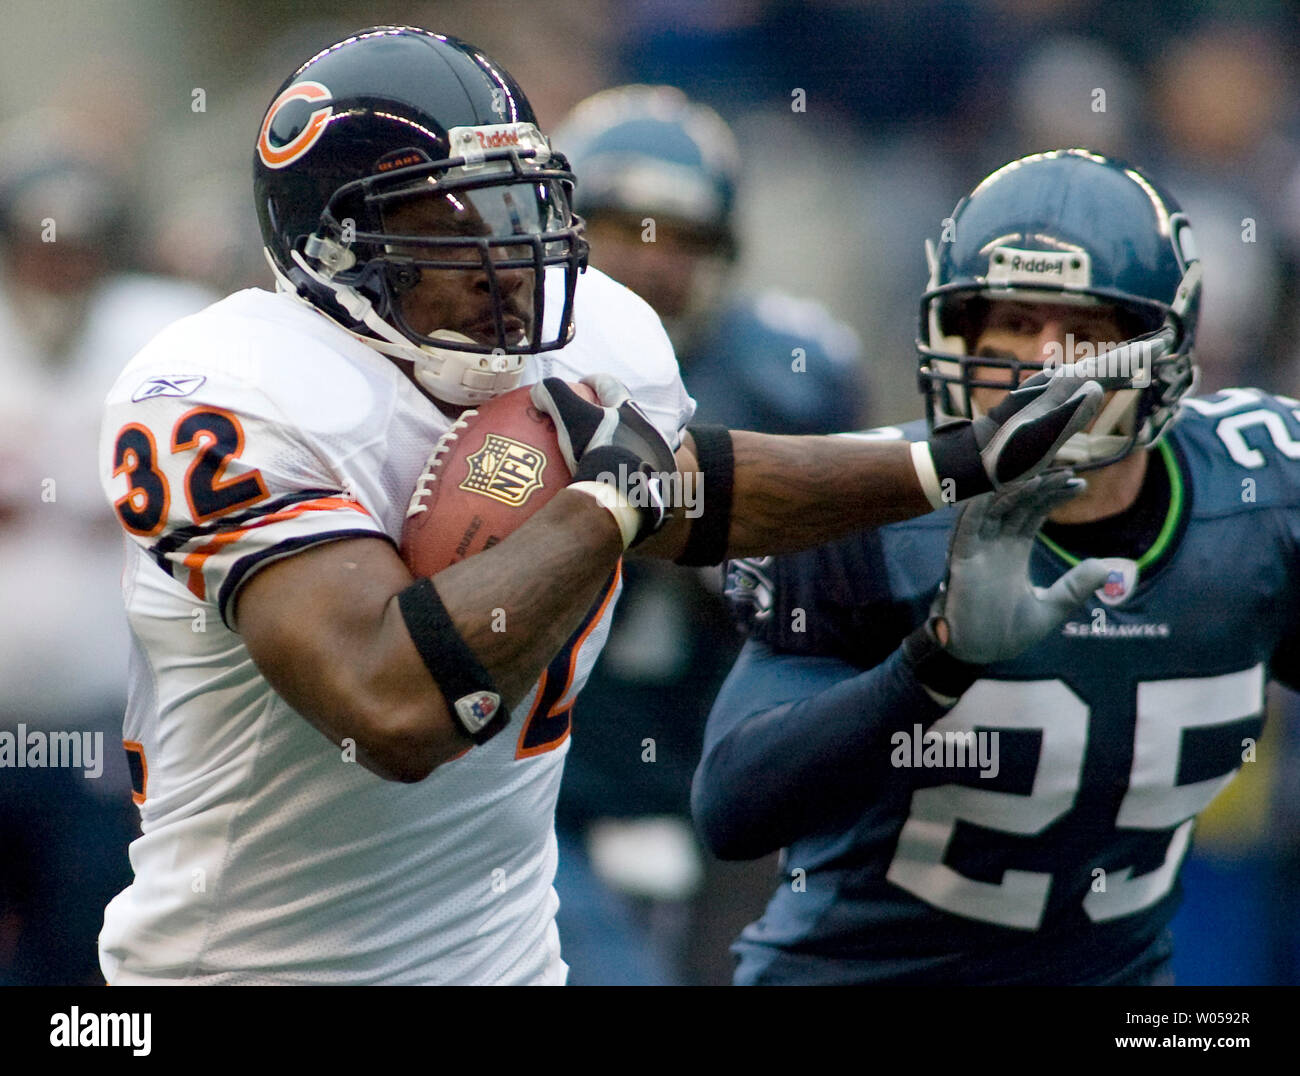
917,149,1201,469
254,26,587,405
553,85,740,346
554,84,740,257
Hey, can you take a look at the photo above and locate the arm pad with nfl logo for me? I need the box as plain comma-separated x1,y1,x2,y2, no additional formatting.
397,578,510,744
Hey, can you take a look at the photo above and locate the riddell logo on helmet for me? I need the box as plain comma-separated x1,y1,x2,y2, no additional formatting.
469,128,522,149
987,246,1091,288
1009,254,1063,274
449,123,549,167
257,81,333,169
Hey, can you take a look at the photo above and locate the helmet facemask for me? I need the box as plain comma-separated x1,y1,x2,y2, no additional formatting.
917,242,1200,473
288,129,588,405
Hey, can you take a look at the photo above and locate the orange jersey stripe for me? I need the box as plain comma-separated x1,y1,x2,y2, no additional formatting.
182,498,374,600
549,560,622,718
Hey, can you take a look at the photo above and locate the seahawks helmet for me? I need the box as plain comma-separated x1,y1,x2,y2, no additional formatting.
917,149,1201,469
254,26,587,405
554,84,740,256
553,85,739,346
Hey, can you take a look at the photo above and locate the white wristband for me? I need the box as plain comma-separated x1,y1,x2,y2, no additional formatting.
910,440,947,510
569,481,639,549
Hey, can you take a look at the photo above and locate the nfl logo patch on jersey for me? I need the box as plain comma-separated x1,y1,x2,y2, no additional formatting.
454,691,501,734
1094,558,1138,606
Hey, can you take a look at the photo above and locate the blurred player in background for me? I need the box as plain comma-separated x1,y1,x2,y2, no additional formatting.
0,131,213,984
695,149,1300,985
556,85,867,432
549,85,868,983
95,27,1103,985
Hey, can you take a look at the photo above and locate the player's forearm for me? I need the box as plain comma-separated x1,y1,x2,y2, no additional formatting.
243,491,623,783
723,432,933,556
359,491,622,777
642,432,936,563
414,488,624,704
693,644,946,860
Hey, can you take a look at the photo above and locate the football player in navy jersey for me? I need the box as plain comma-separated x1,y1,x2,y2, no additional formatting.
694,149,1300,985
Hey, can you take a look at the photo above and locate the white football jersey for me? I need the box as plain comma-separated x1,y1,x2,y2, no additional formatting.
97,267,694,984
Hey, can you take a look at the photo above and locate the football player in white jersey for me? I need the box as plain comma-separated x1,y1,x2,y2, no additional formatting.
97,26,1122,984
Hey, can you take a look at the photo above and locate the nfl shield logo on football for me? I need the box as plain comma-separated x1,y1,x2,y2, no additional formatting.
1094,557,1138,607
460,434,547,506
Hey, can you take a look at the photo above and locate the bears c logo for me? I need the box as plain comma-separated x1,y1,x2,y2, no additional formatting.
257,81,333,169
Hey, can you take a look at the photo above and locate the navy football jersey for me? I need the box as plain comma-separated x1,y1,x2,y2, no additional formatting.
696,388,1300,984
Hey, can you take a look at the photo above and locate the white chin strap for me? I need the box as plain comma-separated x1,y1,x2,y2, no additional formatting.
265,248,527,406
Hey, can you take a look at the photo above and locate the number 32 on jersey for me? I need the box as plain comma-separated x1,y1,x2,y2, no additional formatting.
112,407,269,534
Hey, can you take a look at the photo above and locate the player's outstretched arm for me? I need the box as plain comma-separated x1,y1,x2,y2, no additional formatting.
534,361,1112,563
693,474,1108,859
694,638,950,859
715,363,1107,559
237,489,625,783
703,322,1173,560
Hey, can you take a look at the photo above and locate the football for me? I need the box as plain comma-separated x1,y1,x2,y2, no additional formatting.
400,382,597,576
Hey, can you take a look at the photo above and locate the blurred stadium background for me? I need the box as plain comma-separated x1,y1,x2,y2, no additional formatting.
1,0,1298,985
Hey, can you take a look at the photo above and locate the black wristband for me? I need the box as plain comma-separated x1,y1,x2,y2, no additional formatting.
900,617,983,700
925,418,990,503
397,578,510,744
677,424,734,566
573,444,664,546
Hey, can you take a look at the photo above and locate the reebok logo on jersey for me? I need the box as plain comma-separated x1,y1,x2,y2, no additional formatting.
132,374,206,402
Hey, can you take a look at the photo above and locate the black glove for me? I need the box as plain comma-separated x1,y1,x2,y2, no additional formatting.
918,331,1173,505
530,374,678,546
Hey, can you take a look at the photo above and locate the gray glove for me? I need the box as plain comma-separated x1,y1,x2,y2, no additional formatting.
936,471,1111,665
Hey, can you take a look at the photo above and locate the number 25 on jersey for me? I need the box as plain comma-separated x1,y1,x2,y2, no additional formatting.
112,407,269,534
